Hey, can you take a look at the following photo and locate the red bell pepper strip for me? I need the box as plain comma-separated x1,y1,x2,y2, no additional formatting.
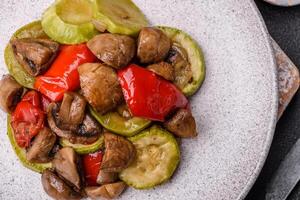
118,64,188,121
34,44,97,102
41,95,51,113
82,150,103,186
11,91,45,148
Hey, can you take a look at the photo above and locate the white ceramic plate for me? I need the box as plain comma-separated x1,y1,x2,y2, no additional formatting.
0,0,278,200
264,0,300,6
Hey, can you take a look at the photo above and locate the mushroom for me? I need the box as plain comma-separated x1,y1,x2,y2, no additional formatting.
87,34,135,69
52,147,82,190
137,27,171,64
166,43,193,90
78,63,123,114
164,108,197,138
77,114,102,137
11,38,59,76
47,103,101,144
147,62,175,81
57,92,87,131
97,171,118,185
47,103,73,139
85,182,126,199
101,132,136,173
68,134,100,145
41,170,81,200
26,128,57,163
0,75,23,113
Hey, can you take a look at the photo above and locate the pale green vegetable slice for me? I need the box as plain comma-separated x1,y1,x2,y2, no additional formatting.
42,0,98,44
59,135,104,154
94,0,148,36
119,125,180,189
158,26,206,96
4,21,47,88
90,108,151,137
7,116,52,173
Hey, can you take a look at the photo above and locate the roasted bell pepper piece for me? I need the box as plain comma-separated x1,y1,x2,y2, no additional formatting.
118,64,188,121
34,44,96,101
82,150,103,186
11,91,45,148
7,115,52,173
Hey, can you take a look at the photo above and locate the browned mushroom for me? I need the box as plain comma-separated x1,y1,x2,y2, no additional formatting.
87,34,135,69
85,182,126,199
52,147,82,190
0,75,23,113
164,108,197,138
77,114,102,137
57,92,87,131
26,128,57,163
41,170,82,200
97,171,118,185
137,27,171,64
68,133,100,145
147,62,175,81
166,43,193,90
11,38,59,76
47,103,101,145
78,63,123,114
47,103,73,139
101,132,136,173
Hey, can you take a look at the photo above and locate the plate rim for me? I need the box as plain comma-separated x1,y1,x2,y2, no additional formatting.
237,1,278,199
0,0,279,199
263,0,300,7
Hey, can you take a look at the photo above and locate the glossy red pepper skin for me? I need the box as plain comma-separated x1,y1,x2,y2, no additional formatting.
11,91,45,148
41,95,51,113
118,64,188,121
82,151,103,186
34,44,97,102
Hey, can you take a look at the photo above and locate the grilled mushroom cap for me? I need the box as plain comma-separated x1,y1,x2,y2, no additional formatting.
52,147,82,190
97,171,118,185
164,108,197,138
57,92,87,131
85,182,126,199
0,75,23,113
87,33,135,69
41,170,82,200
11,38,59,76
47,103,101,145
137,27,171,64
26,128,57,163
147,62,175,81
101,132,136,173
78,63,123,114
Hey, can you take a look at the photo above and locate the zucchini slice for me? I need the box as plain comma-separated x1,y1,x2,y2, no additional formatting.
4,21,47,88
7,116,52,173
158,26,206,96
42,0,98,44
59,135,104,154
119,125,180,189
90,107,151,137
94,0,148,36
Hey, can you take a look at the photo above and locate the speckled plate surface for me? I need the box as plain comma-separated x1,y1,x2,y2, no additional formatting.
0,1,278,200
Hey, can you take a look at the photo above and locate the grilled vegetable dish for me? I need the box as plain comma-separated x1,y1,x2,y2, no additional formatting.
1,0,205,199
